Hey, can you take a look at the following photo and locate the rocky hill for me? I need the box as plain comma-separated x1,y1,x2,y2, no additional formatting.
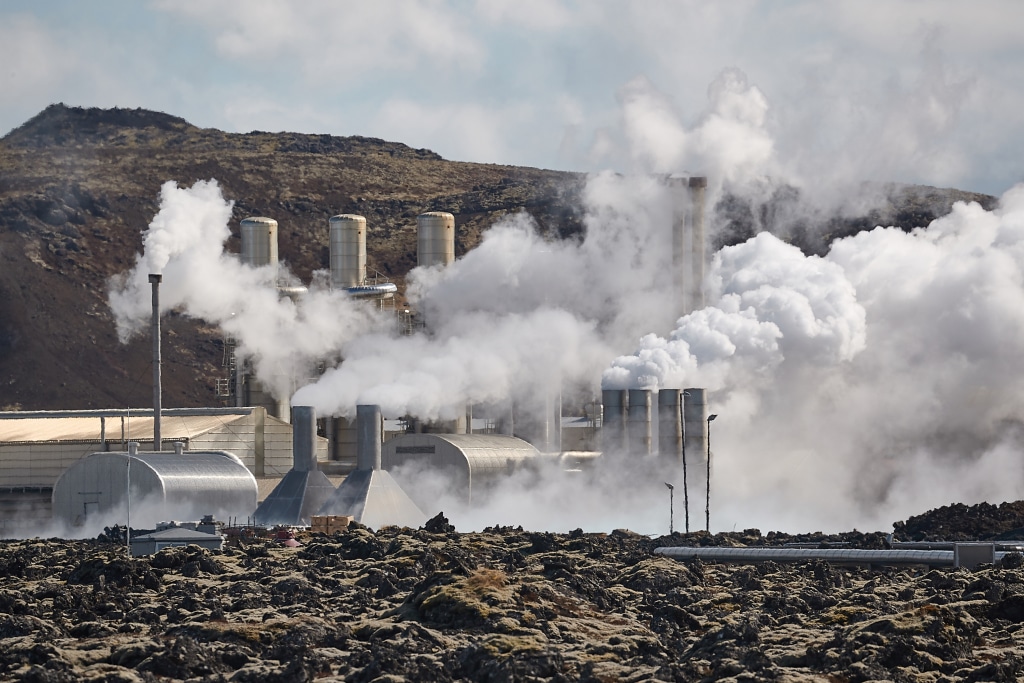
0,104,997,411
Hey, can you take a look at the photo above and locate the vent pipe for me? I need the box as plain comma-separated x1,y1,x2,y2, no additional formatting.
627,389,652,456
670,176,708,317
292,405,318,472
417,212,455,268
149,274,162,452
601,389,628,457
686,177,708,313
356,404,383,471
329,214,367,289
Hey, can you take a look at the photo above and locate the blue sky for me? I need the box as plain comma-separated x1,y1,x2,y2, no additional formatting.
3,0,1023,195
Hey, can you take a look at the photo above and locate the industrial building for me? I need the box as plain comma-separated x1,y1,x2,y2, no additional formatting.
0,407,323,532
318,405,427,529
382,433,541,505
52,443,258,529
0,176,712,534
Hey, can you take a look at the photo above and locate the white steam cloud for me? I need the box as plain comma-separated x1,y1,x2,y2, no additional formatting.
108,180,390,398
104,67,1024,535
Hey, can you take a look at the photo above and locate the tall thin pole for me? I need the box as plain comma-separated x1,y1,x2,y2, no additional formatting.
126,455,131,557
681,396,689,533
663,483,671,536
705,413,717,532
149,274,162,451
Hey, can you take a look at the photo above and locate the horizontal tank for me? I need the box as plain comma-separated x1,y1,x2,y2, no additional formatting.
52,449,258,528
240,217,279,268
329,214,367,289
417,212,455,268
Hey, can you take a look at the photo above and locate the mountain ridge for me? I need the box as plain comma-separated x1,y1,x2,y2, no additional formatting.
0,104,997,411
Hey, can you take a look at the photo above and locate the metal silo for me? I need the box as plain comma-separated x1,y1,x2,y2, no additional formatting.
683,387,709,480
627,389,653,456
329,214,367,289
417,212,455,268
601,389,628,457
657,388,683,463
240,217,279,269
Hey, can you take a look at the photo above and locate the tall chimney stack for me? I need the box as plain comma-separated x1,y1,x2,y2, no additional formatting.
357,404,383,471
149,274,162,451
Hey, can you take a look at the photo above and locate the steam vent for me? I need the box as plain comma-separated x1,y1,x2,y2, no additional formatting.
252,406,336,526
317,405,427,528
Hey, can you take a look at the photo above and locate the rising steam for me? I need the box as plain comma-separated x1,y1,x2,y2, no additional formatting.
106,66,1024,534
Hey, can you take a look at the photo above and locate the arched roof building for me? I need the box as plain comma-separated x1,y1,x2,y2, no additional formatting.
382,433,540,505
52,449,258,529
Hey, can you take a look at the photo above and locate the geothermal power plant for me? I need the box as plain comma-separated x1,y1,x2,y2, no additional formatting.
0,176,714,539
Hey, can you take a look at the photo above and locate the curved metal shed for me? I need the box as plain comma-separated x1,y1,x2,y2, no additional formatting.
52,450,258,528
382,433,539,504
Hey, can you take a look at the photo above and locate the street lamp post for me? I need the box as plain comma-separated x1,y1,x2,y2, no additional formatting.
664,482,674,535
705,413,717,532
681,391,690,533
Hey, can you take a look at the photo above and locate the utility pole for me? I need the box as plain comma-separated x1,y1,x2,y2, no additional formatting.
705,413,717,532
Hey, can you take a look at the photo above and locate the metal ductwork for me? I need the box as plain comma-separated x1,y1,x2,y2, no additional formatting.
253,405,336,526
627,389,652,456
317,405,427,529
655,544,1003,570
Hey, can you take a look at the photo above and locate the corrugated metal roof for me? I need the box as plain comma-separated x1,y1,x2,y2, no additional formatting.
417,433,539,458
0,414,248,443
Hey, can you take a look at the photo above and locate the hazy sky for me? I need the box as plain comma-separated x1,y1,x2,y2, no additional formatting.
3,1,1022,194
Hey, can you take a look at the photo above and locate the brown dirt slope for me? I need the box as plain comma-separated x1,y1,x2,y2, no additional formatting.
0,104,997,411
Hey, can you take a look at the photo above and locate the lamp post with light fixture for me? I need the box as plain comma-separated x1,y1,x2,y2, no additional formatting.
705,413,717,532
664,482,674,535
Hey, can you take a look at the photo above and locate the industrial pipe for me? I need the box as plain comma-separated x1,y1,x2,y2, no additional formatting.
149,274,162,452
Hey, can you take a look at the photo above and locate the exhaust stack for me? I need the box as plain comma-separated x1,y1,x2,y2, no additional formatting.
318,405,427,529
149,274,162,451
253,406,336,526
671,176,708,318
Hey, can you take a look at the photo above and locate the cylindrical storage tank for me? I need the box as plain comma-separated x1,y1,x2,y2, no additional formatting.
627,389,652,456
601,389,628,457
357,404,382,471
417,212,455,268
658,388,683,463
329,214,367,289
240,217,279,269
683,388,709,480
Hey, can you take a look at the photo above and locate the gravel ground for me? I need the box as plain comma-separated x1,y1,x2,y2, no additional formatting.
2,504,1024,682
